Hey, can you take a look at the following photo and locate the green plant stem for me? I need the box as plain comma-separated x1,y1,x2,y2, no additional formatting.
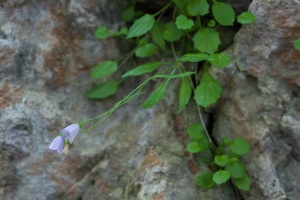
80,65,177,130
152,0,172,17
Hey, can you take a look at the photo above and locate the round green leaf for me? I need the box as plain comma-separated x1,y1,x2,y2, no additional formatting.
175,14,194,30
196,171,215,189
212,2,235,26
225,160,245,179
229,137,250,155
186,141,201,153
86,80,118,99
213,170,231,185
193,28,220,54
127,14,155,38
91,61,118,79
135,43,157,58
214,155,229,167
208,53,231,68
187,0,209,16
163,22,184,42
187,124,204,139
194,72,222,107
237,11,256,24
121,62,162,78
94,26,109,39
233,174,251,191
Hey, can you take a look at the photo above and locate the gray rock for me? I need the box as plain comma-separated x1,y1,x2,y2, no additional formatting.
0,0,237,200
211,0,300,199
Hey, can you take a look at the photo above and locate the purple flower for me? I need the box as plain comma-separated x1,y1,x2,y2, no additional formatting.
49,136,64,155
59,124,80,143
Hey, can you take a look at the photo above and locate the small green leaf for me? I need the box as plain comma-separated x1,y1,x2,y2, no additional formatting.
163,22,184,42
187,124,204,139
127,14,155,38
187,0,209,16
213,170,231,185
208,53,231,68
91,61,118,79
212,2,235,26
233,174,251,191
111,27,128,37
193,28,220,54
292,38,300,51
95,26,109,39
122,6,134,22
222,136,232,146
198,137,210,151
208,19,216,27
178,77,192,113
237,11,256,24
179,53,209,62
135,43,157,58
121,62,162,78
151,22,166,49
194,72,222,107
229,137,250,155
172,0,189,9
86,80,118,99
186,141,201,153
214,155,229,167
225,160,245,179
196,172,215,189
154,72,195,79
142,81,168,109
175,14,194,30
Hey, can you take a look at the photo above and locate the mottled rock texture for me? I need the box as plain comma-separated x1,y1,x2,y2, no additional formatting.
1,0,299,200
211,0,300,199
0,0,238,200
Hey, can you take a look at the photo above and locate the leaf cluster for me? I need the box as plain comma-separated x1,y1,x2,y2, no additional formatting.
87,0,256,110
87,0,256,193
185,125,251,191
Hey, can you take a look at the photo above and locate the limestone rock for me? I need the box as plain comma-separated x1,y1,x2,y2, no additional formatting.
211,0,300,199
0,0,237,199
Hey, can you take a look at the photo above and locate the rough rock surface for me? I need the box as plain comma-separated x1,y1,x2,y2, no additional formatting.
1,0,299,199
0,1,238,200
211,0,300,199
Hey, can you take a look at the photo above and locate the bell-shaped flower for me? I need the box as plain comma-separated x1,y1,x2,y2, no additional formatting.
59,124,80,143
49,136,64,155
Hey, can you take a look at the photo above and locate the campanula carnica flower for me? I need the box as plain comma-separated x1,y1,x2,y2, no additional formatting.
49,136,64,155
49,123,81,155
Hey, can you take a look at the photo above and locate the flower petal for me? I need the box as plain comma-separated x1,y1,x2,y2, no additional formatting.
59,124,80,143
49,136,64,155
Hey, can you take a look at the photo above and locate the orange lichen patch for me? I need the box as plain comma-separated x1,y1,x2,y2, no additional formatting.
152,191,166,200
0,82,22,108
139,148,163,173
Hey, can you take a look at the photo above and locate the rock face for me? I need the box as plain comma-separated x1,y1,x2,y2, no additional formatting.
1,0,299,200
0,1,237,200
211,0,300,199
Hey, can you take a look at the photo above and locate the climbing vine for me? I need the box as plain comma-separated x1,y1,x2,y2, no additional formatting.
49,0,256,193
